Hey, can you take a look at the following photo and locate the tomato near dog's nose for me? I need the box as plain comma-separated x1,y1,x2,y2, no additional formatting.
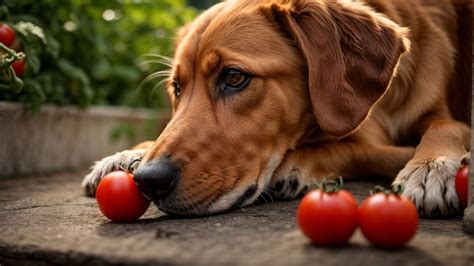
133,159,180,200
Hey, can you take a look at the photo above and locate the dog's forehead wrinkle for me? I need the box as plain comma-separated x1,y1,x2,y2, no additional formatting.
201,50,222,77
174,2,230,85
202,13,268,48
176,1,299,84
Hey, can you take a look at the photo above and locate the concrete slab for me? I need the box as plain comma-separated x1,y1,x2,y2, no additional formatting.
0,171,473,266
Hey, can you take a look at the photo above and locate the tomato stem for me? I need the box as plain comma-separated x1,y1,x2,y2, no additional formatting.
0,43,25,68
318,176,344,193
370,184,404,195
0,43,25,93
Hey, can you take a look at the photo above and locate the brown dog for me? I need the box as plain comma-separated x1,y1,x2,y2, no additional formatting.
82,0,471,217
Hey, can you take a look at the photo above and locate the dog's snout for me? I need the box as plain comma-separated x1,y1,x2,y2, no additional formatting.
133,159,180,199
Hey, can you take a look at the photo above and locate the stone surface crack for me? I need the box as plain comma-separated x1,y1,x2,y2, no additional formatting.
1,203,94,211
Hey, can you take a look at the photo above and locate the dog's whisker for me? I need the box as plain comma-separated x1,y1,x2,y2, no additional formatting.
141,53,174,65
137,72,171,92
151,77,172,97
186,195,200,216
137,59,174,68
260,188,274,204
141,53,174,60
199,172,240,183
208,163,246,174
151,70,173,76
195,192,220,215
263,187,278,194
187,182,213,215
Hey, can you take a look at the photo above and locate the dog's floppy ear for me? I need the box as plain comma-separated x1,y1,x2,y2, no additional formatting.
261,1,409,137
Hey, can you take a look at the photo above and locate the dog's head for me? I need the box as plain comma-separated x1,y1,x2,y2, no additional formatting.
134,0,409,215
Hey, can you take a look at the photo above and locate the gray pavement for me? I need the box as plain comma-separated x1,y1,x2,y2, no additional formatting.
0,171,473,266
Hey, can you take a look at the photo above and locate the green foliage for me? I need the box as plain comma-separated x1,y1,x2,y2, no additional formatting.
0,44,25,93
0,0,199,111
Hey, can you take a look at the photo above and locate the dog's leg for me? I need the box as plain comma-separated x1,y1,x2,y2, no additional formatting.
81,141,154,196
269,142,415,199
393,119,470,217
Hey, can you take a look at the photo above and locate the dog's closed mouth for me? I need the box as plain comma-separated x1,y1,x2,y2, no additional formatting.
152,184,259,217
231,184,258,210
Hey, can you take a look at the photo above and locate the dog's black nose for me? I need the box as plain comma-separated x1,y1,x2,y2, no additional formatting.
133,159,180,199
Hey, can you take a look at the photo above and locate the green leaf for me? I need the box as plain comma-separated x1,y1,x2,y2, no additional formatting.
91,59,111,80
78,84,93,108
25,53,41,74
45,34,60,58
15,21,46,43
0,0,203,110
57,59,90,86
21,79,45,113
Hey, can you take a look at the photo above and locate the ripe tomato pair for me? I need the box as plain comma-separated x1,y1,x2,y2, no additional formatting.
297,178,418,248
0,23,26,77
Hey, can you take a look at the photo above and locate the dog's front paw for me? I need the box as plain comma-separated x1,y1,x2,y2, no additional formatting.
269,152,319,199
270,167,309,200
393,156,461,217
81,149,146,196
460,152,470,165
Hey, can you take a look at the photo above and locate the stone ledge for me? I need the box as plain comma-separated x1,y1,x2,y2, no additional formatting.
0,102,169,178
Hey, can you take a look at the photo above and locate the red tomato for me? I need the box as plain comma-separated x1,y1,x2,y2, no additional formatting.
11,59,26,77
455,165,469,208
359,193,418,248
297,189,358,245
96,171,150,222
0,23,15,47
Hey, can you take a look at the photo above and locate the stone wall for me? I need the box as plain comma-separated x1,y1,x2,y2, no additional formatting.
0,102,169,177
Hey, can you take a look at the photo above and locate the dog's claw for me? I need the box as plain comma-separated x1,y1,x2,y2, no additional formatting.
393,156,461,217
460,152,470,165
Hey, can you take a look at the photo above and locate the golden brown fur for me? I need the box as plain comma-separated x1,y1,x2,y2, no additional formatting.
83,0,471,217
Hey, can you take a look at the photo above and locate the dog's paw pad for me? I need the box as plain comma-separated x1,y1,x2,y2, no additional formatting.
393,156,461,217
460,152,470,165
269,168,309,199
81,149,146,197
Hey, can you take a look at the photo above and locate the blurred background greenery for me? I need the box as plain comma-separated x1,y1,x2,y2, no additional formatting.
0,0,218,112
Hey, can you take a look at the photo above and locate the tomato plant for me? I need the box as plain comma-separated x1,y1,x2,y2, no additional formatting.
0,23,15,47
358,185,418,249
455,164,469,208
0,42,25,93
297,178,358,245
96,171,150,222
0,1,201,112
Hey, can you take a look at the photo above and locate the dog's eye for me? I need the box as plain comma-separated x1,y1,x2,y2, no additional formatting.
172,81,181,97
220,68,251,95
226,70,246,87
